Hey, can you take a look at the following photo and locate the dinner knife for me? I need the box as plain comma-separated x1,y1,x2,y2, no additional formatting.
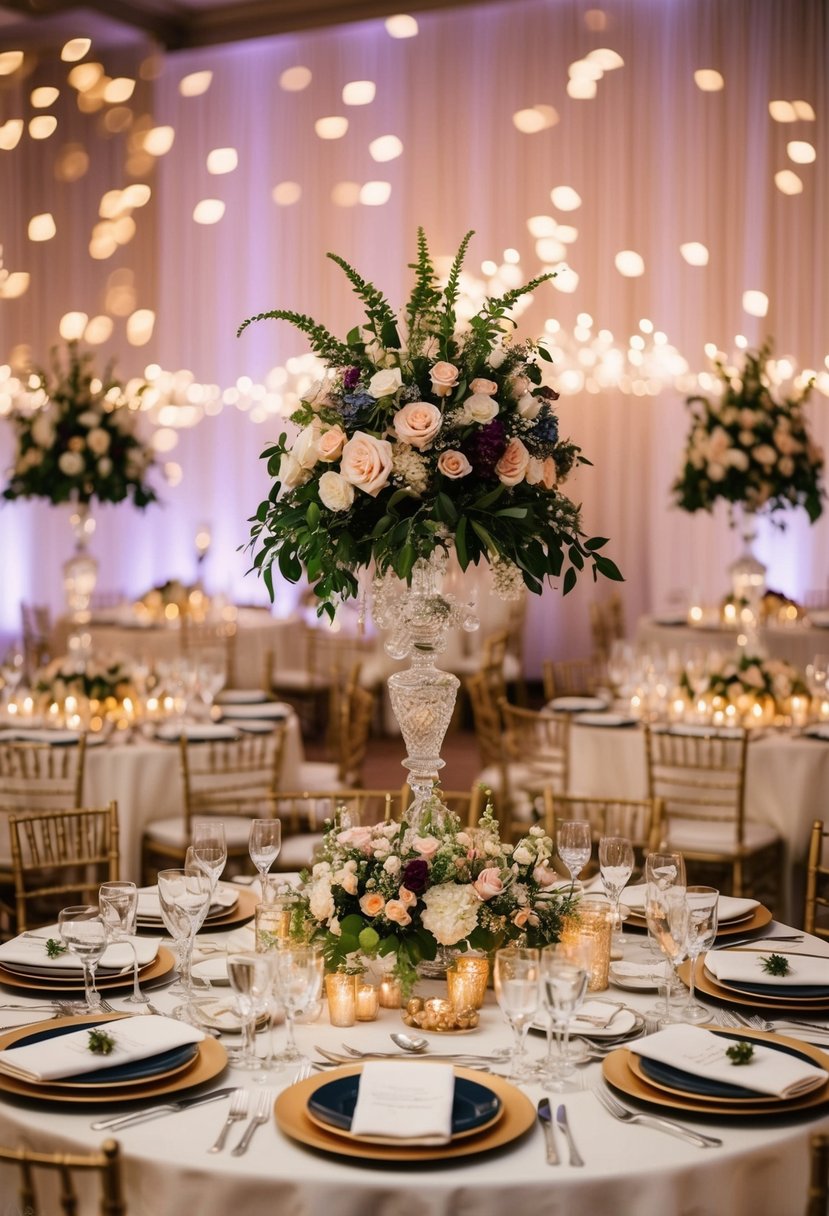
536,1098,559,1165
556,1104,585,1167
89,1087,237,1131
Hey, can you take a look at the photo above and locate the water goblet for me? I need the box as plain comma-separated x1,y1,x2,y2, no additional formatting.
98,880,146,1006
599,835,634,950
679,886,719,1022
643,849,687,1013
191,820,227,892
198,654,226,719
493,946,540,1081
645,883,690,1026
270,945,325,1065
156,867,213,1012
58,906,108,1012
249,819,282,891
539,945,589,1090
226,950,273,1068
557,820,592,889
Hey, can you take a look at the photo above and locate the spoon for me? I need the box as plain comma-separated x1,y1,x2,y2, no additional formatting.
390,1033,429,1053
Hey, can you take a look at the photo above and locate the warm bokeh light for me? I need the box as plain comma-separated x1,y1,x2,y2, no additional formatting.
369,134,403,161
315,116,348,139
794,100,816,120
694,69,724,91
122,183,151,208
103,77,135,103
59,311,88,340
31,87,59,108
28,213,56,241
680,241,709,266
280,66,312,91
775,169,803,195
588,48,623,70
385,14,418,38
207,147,238,174
29,116,58,140
513,105,558,133
566,78,597,100
143,126,175,156
553,267,579,293
787,141,816,164
557,225,578,244
769,100,796,122
0,272,30,299
742,290,769,317
615,250,645,276
84,315,114,344
193,199,225,224
551,186,582,211
127,309,156,345
343,80,376,105
151,426,178,452
0,120,24,151
569,58,603,81
272,181,302,205
536,237,567,263
332,181,361,206
54,143,89,182
61,38,91,63
0,52,24,77
584,9,607,31
68,62,103,91
527,215,557,237
360,181,392,206
179,70,212,97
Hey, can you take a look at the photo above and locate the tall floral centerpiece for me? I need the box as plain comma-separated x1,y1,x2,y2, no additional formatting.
240,229,621,819
672,342,824,642
3,341,158,623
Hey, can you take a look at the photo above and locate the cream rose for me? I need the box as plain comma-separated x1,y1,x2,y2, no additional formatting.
437,450,472,479
495,437,530,486
532,862,559,886
429,361,459,397
340,432,393,496
393,401,443,450
512,845,533,866
317,425,347,462
473,867,504,900
86,427,111,456
359,892,385,917
412,835,440,859
57,451,84,477
368,367,403,399
279,452,311,490
292,420,321,469
318,471,355,512
461,393,499,425
384,899,412,926
517,392,542,421
470,377,498,396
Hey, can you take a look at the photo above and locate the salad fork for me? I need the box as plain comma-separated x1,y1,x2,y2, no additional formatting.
231,1089,273,1156
208,1088,248,1153
594,1084,722,1148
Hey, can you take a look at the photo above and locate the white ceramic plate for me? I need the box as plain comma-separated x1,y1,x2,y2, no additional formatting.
548,696,608,713
531,1004,637,1038
215,689,270,705
572,713,638,728
155,722,238,742
609,963,665,991
218,702,289,720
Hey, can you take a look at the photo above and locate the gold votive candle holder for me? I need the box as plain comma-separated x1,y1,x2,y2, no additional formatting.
560,896,612,991
355,982,379,1021
378,977,402,1008
446,956,489,1010
254,898,295,952
325,972,357,1026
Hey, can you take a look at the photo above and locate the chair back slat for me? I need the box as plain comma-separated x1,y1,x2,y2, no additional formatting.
0,1138,126,1216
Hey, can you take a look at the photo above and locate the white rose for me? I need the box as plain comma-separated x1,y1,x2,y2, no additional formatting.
461,393,499,425
279,452,311,489
86,427,111,456
368,367,403,399
318,470,355,511
517,392,542,421
31,414,55,448
304,377,335,411
57,451,84,477
292,420,321,470
383,855,401,874
513,845,533,865
309,879,335,922
77,410,100,428
488,345,507,368
97,457,113,477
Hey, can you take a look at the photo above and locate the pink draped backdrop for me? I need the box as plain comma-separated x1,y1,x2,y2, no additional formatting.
1,0,827,673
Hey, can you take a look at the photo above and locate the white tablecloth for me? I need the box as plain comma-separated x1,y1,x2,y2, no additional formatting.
0,923,827,1216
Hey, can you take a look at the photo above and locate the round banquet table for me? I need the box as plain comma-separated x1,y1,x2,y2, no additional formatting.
636,614,829,670
0,917,828,1216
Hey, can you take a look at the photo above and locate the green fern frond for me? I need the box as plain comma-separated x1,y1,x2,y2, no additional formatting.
237,309,352,364
464,270,558,366
440,229,475,342
326,253,399,346
406,228,442,353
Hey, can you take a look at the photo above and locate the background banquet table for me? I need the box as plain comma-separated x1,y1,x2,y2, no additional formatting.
636,615,829,670
0,921,827,1216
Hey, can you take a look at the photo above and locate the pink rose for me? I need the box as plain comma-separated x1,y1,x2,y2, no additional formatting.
337,825,374,853
317,425,347,462
540,456,558,490
430,361,460,397
340,431,393,496
495,437,530,486
470,378,498,396
473,867,504,900
360,892,385,916
413,835,440,859
437,450,472,479
393,401,443,450
384,899,412,926
398,885,417,907
532,862,559,886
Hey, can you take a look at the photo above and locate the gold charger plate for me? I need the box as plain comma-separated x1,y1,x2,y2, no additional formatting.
678,958,829,1011
602,1027,829,1117
625,904,772,938
0,1012,227,1104
275,1063,535,1162
137,887,256,933
0,948,175,994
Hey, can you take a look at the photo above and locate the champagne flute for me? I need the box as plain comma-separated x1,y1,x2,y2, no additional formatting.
646,884,690,1026
557,820,592,889
493,946,540,1081
157,867,213,1011
271,945,324,1065
226,950,273,1068
191,820,227,892
58,906,107,1012
680,886,719,1022
249,819,282,895
599,835,634,950
539,945,589,1090
644,849,686,1016
98,880,146,1006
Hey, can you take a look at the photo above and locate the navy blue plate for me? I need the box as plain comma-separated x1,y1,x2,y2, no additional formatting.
715,978,829,999
10,1019,198,1086
638,1030,821,1100
308,1074,500,1136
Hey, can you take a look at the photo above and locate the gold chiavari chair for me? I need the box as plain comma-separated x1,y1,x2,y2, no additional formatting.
20,600,52,676
263,623,370,738
0,1137,126,1216
644,725,783,907
546,793,665,877
542,656,608,703
140,725,287,883
400,784,486,828
804,819,829,939
589,591,625,662
180,618,238,689
9,801,120,932
806,1133,829,1216
275,787,408,871
495,701,571,841
297,681,376,790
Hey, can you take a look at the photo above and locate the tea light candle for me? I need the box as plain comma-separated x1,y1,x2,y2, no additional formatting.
355,982,379,1021
560,898,613,991
325,973,356,1027
688,604,704,624
723,602,737,625
378,977,402,1008
447,956,489,1011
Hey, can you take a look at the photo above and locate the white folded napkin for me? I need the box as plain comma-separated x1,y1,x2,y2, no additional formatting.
571,1000,627,1030
218,701,290,720
704,950,829,988
349,1062,455,1144
4,729,81,744
154,722,238,742
137,883,238,919
632,1023,828,1099
0,930,159,973
0,1015,205,1082
620,887,758,923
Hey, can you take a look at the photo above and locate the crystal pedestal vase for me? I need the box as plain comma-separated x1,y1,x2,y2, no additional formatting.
63,502,98,654
729,508,766,652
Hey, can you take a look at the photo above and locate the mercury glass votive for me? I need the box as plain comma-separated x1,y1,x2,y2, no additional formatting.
560,897,613,991
446,956,489,1011
378,977,402,1008
355,982,379,1021
325,972,357,1027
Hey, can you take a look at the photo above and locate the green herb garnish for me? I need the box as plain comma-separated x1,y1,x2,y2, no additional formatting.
87,1029,116,1055
45,938,66,959
760,953,791,977
726,1041,755,1065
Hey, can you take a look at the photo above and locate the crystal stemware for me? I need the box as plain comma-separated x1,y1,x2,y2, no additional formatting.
156,867,213,1011
679,885,719,1022
557,820,592,889
644,849,687,1018
539,945,589,1090
98,880,146,1006
226,950,273,1069
493,946,540,1081
646,884,690,1026
248,819,282,892
270,945,324,1065
191,820,227,892
599,835,634,950
58,906,108,1012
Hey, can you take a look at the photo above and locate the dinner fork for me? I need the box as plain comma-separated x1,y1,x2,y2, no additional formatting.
292,1061,312,1084
208,1088,248,1152
593,1084,722,1148
230,1089,273,1156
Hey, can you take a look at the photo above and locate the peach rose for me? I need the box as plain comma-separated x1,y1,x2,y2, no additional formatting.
384,899,412,926
317,425,347,462
470,378,498,396
437,450,472,479
340,431,393,496
339,873,358,896
532,862,559,886
398,885,417,907
337,826,374,852
430,361,460,397
495,437,530,486
393,401,443,450
318,471,355,512
360,892,385,917
473,867,504,900
540,456,558,490
413,835,440,859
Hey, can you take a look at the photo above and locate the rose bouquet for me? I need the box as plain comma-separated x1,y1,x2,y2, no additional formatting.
2,341,157,508
301,800,579,992
673,342,824,524
240,229,620,616
680,652,808,713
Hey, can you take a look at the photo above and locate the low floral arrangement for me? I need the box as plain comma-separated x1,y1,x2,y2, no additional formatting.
2,341,157,508
673,342,824,524
35,656,136,704
679,652,809,712
301,800,579,993
136,578,208,622
240,229,620,616
719,588,804,625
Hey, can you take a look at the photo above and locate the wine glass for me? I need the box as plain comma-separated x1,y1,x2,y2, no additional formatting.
557,820,592,889
58,906,108,1012
493,946,540,1081
646,883,690,1026
249,819,282,895
644,850,687,1017
599,835,634,950
680,886,719,1022
270,945,324,1065
98,880,146,1007
226,950,273,1069
539,945,589,1090
156,867,213,1010
191,820,227,892
198,654,226,719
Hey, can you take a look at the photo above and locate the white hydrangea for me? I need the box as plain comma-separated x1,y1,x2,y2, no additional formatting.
420,882,480,946
391,443,429,494
308,877,335,923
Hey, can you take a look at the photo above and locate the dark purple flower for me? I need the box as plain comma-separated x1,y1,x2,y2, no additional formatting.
463,418,508,478
343,366,361,391
401,858,429,894
536,384,560,402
